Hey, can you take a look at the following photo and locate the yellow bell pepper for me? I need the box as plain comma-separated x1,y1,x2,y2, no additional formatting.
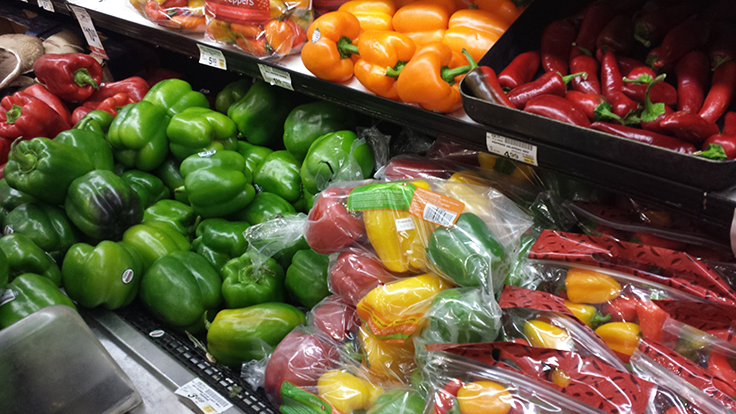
477,152,535,181
317,370,383,413
456,381,512,414
445,171,494,218
523,319,573,351
595,322,641,357
564,301,610,329
359,326,416,381
565,268,622,304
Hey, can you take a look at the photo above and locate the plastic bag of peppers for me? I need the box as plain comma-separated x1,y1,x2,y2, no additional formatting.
130,0,207,32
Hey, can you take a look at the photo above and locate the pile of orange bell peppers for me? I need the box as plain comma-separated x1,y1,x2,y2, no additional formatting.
301,0,526,112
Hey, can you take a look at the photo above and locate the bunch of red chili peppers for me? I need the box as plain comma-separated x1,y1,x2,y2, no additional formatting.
0,53,151,168
465,0,736,160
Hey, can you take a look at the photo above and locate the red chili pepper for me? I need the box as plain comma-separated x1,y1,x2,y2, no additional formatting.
590,122,696,154
602,295,638,322
641,104,674,135
22,84,72,126
70,102,99,125
508,72,586,109
32,53,103,103
660,112,720,143
698,136,736,161
724,112,736,135
499,51,540,91
601,51,640,118
595,15,635,61
0,92,70,140
636,300,669,342
569,1,615,62
565,91,620,122
88,76,150,102
708,352,736,390
633,1,699,48
675,51,710,114
96,93,134,117
622,79,677,108
464,67,515,108
540,20,578,75
706,22,736,70
645,18,710,70
617,57,647,77
570,56,601,95
434,378,463,414
699,61,736,124
524,95,591,128
625,66,657,81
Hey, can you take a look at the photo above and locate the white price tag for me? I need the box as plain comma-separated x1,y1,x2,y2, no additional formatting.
395,217,415,232
197,44,227,70
486,132,538,166
259,64,293,91
0,289,17,306
70,5,108,59
37,0,54,12
175,378,233,414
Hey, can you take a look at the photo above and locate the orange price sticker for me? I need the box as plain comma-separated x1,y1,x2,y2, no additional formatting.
408,187,464,228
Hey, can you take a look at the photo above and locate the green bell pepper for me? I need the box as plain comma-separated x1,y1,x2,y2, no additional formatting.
426,212,506,289
61,241,144,310
0,273,76,329
121,170,170,210
113,163,128,176
300,131,374,195
5,137,94,205
74,109,114,136
367,390,424,414
3,203,79,262
107,101,170,171
253,151,302,203
154,156,188,204
192,218,250,275
283,101,357,162
420,288,500,344
54,129,114,171
122,222,191,270
215,78,252,114
228,80,295,149
0,179,36,211
0,234,61,286
245,216,310,271
291,187,315,213
0,249,7,289
65,171,143,241
236,141,272,178
139,250,222,333
285,248,330,308
167,107,238,160
143,79,209,118
221,250,284,309
206,303,305,367
180,150,255,218
228,192,295,225
143,200,197,238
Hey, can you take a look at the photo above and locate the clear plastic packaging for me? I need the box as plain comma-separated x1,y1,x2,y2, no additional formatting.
328,247,399,306
130,0,207,32
307,295,361,342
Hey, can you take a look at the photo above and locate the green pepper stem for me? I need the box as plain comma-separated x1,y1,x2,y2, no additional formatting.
561,72,587,84
337,36,359,59
695,144,728,161
623,74,654,84
633,24,651,48
640,74,667,123
590,311,611,328
572,43,592,57
73,68,99,89
10,138,36,174
594,102,623,123
441,49,477,84
5,104,21,124
385,61,406,79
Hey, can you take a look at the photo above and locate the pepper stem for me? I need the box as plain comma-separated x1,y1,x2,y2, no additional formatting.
5,104,21,124
590,311,611,328
594,102,623,123
633,23,651,48
560,72,587,84
640,74,667,123
695,144,728,161
623,74,654,84
385,61,406,79
10,137,36,174
337,36,359,59
572,43,592,57
441,49,477,84
73,68,99,89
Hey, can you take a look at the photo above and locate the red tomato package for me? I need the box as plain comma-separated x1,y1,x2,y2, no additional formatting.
130,0,207,32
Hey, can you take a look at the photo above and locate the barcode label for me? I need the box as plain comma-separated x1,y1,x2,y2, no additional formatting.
0,289,17,306
395,217,415,232
423,203,457,227
197,44,227,70
258,64,293,91
70,6,108,59
38,0,54,12
175,378,232,414
486,132,538,166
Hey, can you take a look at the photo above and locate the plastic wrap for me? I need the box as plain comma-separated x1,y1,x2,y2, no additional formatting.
654,300,736,344
307,295,361,342
244,213,309,270
359,325,416,382
328,248,398,306
130,0,207,32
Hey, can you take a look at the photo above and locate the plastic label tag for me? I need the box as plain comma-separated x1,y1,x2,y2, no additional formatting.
38,0,54,12
259,64,293,91
3,225,12,235
198,150,217,157
0,289,16,306
310,28,321,43
409,187,464,228
347,182,417,211
280,381,333,414
395,217,415,232
486,132,538,166
70,6,108,59
175,378,233,414
197,44,227,70
149,329,165,338
121,269,134,284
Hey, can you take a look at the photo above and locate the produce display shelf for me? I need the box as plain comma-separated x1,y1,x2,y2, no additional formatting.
8,0,736,241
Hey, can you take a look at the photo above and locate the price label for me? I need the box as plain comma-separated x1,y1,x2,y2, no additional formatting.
175,378,233,414
259,64,293,91
70,5,108,59
197,44,227,70
37,0,54,12
486,132,538,166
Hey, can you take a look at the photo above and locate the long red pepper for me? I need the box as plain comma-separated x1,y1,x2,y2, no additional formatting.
641,105,673,135
498,51,540,90
676,51,710,114
700,61,736,123
633,1,698,48
700,135,736,160
660,111,720,143
565,91,620,122
617,57,647,77
645,18,710,70
570,56,601,95
595,15,635,61
622,76,677,107
706,22,736,70
540,20,577,75
87,76,150,102
508,72,586,109
601,51,639,118
708,352,736,389
590,122,696,154
724,112,736,136
569,1,615,62
464,67,515,108
524,95,591,127
638,74,675,135
23,84,72,125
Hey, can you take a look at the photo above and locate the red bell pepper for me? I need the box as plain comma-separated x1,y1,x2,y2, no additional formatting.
590,122,696,154
23,84,72,125
601,51,640,118
508,72,586,109
645,18,710,70
564,91,620,123
569,1,614,62
595,15,635,61
0,138,11,166
498,51,540,91
70,103,98,125
660,111,720,143
676,51,710,114
464,66,516,108
699,61,736,124
570,56,601,95
33,53,103,102
96,93,134,117
87,76,150,102
433,378,463,414
0,92,70,140
330,251,394,306
636,300,668,342
305,187,365,255
602,295,637,322
708,352,736,390
540,20,577,75
524,95,591,128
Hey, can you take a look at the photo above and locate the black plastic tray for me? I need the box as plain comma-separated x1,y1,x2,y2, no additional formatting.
460,0,736,191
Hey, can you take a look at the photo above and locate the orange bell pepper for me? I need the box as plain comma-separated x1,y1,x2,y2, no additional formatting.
443,9,508,63
339,0,397,32
265,19,295,55
454,0,522,24
230,22,263,38
302,11,361,82
396,43,475,112
236,36,269,56
354,31,416,100
392,0,455,47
